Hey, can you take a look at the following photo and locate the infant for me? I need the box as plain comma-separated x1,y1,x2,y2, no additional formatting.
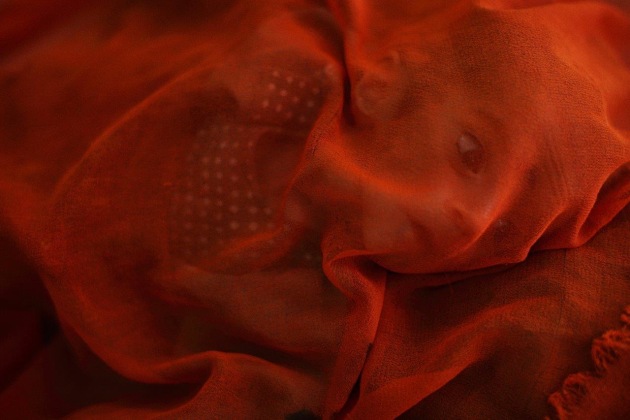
1,1,627,417
169,0,630,276
302,1,630,274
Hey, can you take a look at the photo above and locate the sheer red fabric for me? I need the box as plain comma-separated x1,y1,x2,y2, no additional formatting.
1,0,629,418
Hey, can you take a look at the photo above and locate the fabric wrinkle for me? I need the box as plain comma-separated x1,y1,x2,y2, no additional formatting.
0,0,629,418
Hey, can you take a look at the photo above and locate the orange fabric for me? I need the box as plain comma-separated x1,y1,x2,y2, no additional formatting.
0,0,629,418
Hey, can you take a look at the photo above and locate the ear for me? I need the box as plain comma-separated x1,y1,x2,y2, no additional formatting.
581,162,630,239
352,51,406,121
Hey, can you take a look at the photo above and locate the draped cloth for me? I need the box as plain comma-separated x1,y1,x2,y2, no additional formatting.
1,0,629,418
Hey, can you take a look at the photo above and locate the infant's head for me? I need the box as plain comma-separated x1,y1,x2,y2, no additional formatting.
298,2,630,273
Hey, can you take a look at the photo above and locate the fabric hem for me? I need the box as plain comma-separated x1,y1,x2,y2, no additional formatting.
545,305,630,419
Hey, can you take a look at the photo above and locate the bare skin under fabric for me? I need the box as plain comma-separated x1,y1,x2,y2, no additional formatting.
0,0,629,418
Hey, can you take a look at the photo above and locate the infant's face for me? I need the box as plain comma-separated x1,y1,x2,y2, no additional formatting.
303,8,607,273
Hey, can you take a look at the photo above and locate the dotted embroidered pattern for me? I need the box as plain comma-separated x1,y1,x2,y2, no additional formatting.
169,66,328,264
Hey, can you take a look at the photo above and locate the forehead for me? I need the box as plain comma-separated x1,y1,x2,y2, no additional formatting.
398,8,606,134
399,10,566,112
456,10,601,107
447,10,554,97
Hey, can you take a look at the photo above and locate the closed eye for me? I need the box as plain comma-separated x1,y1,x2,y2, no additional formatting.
457,132,485,174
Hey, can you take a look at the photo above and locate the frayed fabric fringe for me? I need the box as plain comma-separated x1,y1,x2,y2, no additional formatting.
546,305,630,419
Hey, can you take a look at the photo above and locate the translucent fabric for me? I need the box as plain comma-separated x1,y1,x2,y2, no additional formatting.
0,0,629,418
